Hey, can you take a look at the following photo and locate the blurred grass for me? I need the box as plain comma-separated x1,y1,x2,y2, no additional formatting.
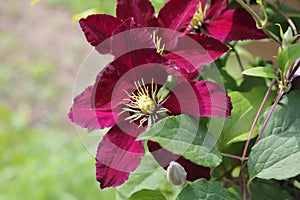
0,0,119,199
43,0,167,15
44,0,115,15
0,104,116,200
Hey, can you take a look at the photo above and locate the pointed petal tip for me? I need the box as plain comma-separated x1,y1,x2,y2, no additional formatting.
79,14,122,52
95,125,145,189
116,0,157,27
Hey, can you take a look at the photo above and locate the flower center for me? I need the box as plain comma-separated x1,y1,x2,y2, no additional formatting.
152,31,165,55
122,79,169,127
137,95,156,114
188,2,208,30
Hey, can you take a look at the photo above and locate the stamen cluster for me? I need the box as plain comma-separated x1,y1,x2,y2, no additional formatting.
122,79,169,127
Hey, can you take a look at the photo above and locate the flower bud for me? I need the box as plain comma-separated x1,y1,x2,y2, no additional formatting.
283,27,293,49
167,161,187,186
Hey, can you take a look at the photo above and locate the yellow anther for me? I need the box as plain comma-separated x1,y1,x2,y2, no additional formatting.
188,2,208,30
152,32,165,55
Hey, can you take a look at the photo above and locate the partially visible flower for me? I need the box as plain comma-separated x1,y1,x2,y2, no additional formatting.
79,0,199,54
106,18,229,80
80,0,267,51
78,0,233,81
167,161,187,186
188,0,268,42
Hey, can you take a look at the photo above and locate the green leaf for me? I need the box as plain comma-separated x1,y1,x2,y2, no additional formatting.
250,183,293,200
238,76,267,92
260,91,300,138
139,115,222,168
129,189,166,200
228,183,293,200
176,179,232,200
242,67,277,79
152,0,168,13
278,43,300,76
248,132,300,180
117,154,171,200
219,87,275,149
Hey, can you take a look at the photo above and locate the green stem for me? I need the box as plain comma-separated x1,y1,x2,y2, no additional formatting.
241,76,276,159
221,153,246,161
255,89,284,143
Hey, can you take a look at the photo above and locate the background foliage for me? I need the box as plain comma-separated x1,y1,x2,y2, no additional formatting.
1,0,299,199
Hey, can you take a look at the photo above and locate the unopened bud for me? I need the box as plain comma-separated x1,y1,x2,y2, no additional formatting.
167,161,187,186
283,27,293,49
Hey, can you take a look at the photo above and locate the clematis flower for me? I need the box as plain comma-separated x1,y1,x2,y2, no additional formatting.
69,2,234,189
79,0,199,54
188,0,268,42
69,38,232,188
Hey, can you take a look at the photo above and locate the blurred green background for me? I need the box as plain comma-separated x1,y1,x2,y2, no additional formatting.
0,1,115,199
2,1,299,200
0,1,166,199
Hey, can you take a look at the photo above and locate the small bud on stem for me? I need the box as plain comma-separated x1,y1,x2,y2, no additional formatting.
167,161,187,186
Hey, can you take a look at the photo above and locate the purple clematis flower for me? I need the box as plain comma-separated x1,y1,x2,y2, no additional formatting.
188,0,268,42
69,48,232,188
69,2,234,189
69,18,232,188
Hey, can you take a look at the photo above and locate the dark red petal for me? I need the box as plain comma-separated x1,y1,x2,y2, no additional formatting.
96,124,145,189
79,14,122,53
68,86,117,130
148,141,211,181
111,18,156,57
116,0,157,27
175,34,229,64
92,62,123,110
164,56,200,80
193,80,232,118
205,0,228,20
92,49,164,109
205,8,268,42
163,34,229,80
162,89,181,115
162,79,233,118
157,0,198,32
